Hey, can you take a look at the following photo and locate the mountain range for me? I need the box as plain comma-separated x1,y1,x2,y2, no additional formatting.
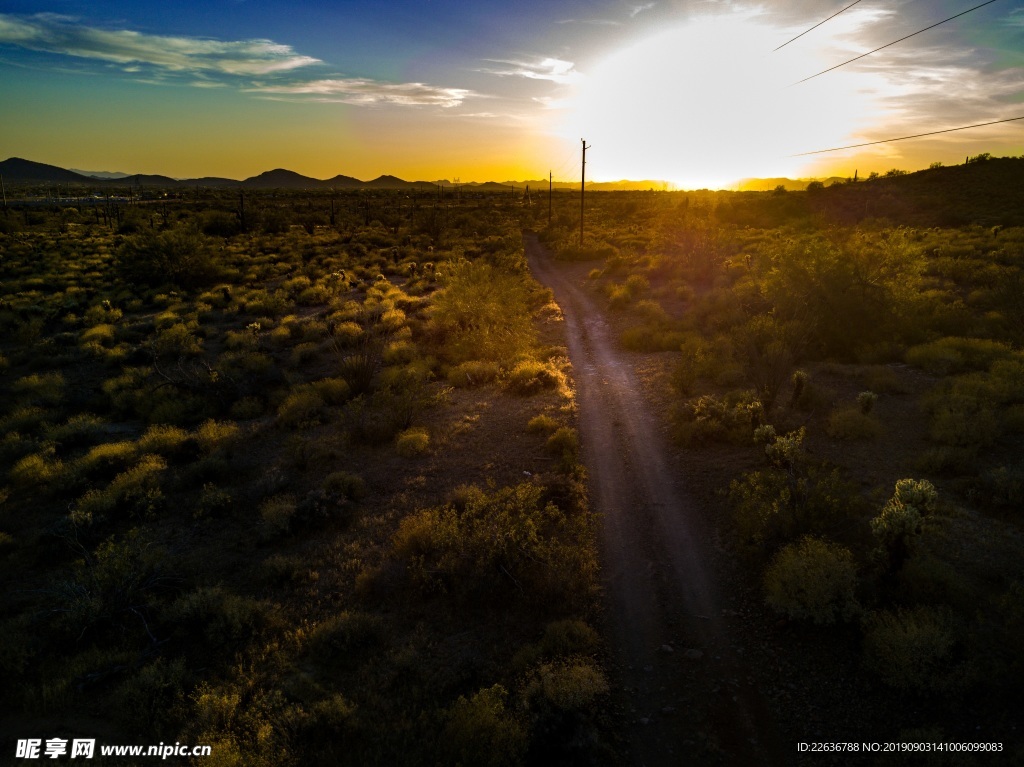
0,157,672,192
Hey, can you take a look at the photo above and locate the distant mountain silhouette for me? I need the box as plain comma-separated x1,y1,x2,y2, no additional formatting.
0,158,98,185
70,169,132,179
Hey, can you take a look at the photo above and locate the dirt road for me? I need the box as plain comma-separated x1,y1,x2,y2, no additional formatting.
524,232,784,766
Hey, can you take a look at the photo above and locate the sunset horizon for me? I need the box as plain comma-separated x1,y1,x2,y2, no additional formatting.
2,1,1022,189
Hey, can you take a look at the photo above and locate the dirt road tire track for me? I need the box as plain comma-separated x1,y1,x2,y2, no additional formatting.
525,232,785,766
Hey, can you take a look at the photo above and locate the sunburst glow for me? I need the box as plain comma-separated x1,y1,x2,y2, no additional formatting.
560,12,893,188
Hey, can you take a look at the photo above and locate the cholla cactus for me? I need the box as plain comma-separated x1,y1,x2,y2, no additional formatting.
857,390,878,414
871,479,938,571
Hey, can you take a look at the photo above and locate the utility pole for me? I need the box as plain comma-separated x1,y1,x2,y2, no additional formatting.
580,138,591,247
548,170,552,228
1,173,7,213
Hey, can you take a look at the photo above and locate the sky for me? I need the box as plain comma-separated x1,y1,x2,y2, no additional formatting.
0,0,1022,188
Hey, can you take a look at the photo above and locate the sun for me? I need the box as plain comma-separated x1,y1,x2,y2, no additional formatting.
558,12,889,188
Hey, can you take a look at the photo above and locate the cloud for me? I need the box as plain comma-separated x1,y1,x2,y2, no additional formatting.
0,13,319,76
249,78,473,108
555,19,621,27
480,57,581,84
628,4,656,18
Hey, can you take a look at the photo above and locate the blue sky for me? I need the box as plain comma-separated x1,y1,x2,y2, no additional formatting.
1,1,1022,185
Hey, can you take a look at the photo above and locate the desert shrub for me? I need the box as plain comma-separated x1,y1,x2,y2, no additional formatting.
395,426,430,457
439,685,527,767
75,440,138,480
826,405,882,440
10,448,66,490
12,372,65,406
505,359,565,396
523,660,608,714
391,482,595,606
730,429,855,551
446,360,501,388
862,606,962,693
620,324,689,352
429,259,536,364
117,226,217,288
973,465,1024,509
80,323,117,348
230,396,265,420
673,391,762,446
113,657,189,736
905,337,1015,375
763,537,859,624
545,427,579,471
260,495,298,536
74,454,167,523
277,387,326,427
323,471,367,501
151,323,203,358
166,586,273,654
526,414,560,434
195,420,240,454
48,532,171,643
136,424,191,457
306,611,384,661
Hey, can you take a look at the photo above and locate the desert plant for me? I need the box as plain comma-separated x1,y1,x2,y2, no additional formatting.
763,536,859,624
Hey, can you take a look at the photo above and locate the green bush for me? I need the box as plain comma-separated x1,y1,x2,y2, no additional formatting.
391,482,595,605
117,226,218,288
673,391,762,446
396,426,430,457
446,360,501,388
906,337,1016,375
74,454,167,523
526,414,560,434
763,537,859,624
505,359,564,396
439,685,527,767
826,405,882,440
862,606,962,694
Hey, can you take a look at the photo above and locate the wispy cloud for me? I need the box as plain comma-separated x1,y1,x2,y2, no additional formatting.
628,3,656,18
249,78,473,108
480,57,581,84
555,19,621,27
0,13,319,75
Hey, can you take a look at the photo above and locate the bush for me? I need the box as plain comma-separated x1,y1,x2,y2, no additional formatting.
117,226,217,288
523,660,608,714
862,606,962,693
446,360,501,388
505,359,564,396
905,337,1015,375
74,454,167,523
764,537,859,624
673,391,762,446
391,483,595,605
526,414,559,434
395,426,430,457
439,685,527,767
826,405,882,440
260,495,298,536
545,427,579,471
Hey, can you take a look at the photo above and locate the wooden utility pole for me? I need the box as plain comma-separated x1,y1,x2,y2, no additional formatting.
1,173,7,213
548,170,552,227
580,138,591,247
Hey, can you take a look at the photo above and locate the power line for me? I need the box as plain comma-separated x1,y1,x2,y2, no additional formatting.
790,114,1024,156
774,0,863,52
793,0,1004,85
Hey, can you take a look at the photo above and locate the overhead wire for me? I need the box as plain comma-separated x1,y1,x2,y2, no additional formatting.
790,114,1024,156
773,0,863,52
793,0,1004,85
